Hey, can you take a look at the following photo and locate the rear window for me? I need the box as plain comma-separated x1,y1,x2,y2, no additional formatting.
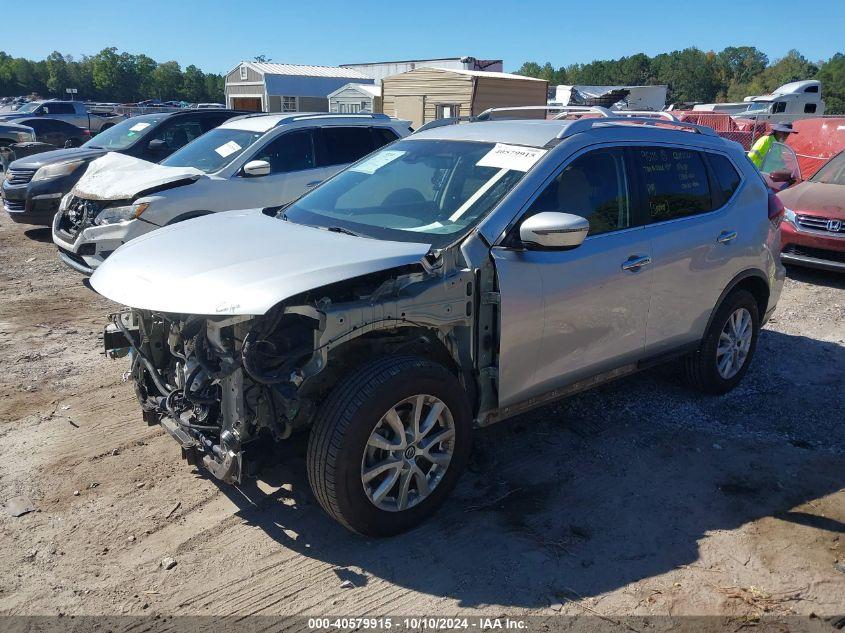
707,153,741,206
632,147,712,222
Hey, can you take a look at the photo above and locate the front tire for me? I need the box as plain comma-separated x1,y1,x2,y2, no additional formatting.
307,356,472,536
684,289,760,394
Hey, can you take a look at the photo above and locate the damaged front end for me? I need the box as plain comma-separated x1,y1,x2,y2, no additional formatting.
103,259,476,484
105,307,315,483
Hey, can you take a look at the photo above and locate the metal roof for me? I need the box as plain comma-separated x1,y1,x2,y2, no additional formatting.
241,62,371,79
429,68,546,82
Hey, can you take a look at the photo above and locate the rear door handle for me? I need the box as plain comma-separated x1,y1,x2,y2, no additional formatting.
717,230,738,244
621,255,652,272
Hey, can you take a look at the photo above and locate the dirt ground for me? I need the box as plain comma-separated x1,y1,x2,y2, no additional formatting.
0,211,843,622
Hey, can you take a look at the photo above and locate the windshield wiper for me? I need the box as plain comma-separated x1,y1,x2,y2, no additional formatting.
323,225,362,237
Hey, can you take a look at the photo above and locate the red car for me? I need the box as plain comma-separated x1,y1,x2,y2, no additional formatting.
778,150,845,272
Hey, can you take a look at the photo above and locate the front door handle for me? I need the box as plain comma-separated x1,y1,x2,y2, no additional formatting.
305,180,321,188
621,255,652,272
717,230,738,244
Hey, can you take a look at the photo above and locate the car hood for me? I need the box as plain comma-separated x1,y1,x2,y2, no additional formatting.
90,208,432,315
72,152,204,200
778,181,845,218
8,147,107,170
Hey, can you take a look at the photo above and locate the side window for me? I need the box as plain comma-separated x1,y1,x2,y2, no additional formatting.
42,103,75,115
319,126,374,166
371,127,398,150
152,120,205,150
199,115,231,133
632,147,712,222
706,153,741,206
804,103,817,114
252,129,316,173
772,101,787,114
524,148,631,236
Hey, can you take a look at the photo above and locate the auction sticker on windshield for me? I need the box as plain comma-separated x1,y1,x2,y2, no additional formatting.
129,122,151,132
215,140,242,158
477,143,546,172
350,150,405,174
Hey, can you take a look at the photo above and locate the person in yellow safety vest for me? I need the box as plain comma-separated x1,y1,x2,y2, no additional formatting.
747,122,797,169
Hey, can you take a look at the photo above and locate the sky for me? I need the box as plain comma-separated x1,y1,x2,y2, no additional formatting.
5,0,844,75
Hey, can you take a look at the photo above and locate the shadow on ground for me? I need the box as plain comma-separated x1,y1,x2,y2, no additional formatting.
23,227,53,244
210,327,844,609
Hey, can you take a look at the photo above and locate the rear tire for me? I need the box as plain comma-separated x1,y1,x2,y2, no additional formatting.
307,356,472,536
684,289,760,394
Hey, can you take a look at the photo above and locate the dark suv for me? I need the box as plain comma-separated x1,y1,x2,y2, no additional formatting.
2,109,247,226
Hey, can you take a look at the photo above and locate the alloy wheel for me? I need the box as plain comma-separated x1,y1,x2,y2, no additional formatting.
361,394,455,512
716,307,753,379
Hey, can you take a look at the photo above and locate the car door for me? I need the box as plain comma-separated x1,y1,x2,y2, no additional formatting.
631,145,743,355
22,119,59,146
229,127,328,207
492,146,653,407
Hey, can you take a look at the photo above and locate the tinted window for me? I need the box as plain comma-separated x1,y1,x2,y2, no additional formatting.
42,103,75,115
525,148,630,236
320,126,374,166
804,103,817,114
633,147,712,222
707,153,741,206
372,127,399,148
200,114,236,133
253,129,316,173
151,120,205,150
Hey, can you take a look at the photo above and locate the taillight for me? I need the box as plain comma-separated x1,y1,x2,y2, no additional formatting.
768,193,785,227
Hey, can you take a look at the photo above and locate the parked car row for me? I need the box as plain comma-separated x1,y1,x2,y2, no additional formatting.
2,109,249,226
753,140,845,272
3,105,836,536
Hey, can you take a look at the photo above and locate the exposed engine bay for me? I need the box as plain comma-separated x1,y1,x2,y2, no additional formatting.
103,260,478,483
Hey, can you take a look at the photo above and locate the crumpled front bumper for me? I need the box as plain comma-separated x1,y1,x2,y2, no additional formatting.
53,211,158,275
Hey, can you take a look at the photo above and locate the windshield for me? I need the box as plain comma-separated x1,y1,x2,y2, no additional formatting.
742,101,772,115
810,151,845,185
82,114,164,150
161,128,263,173
14,102,40,114
282,139,539,248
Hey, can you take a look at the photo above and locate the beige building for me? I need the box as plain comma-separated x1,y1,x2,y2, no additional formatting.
381,68,548,128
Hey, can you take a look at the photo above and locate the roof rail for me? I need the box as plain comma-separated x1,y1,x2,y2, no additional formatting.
558,115,718,138
414,115,476,134
612,110,679,121
289,112,391,122
476,105,613,120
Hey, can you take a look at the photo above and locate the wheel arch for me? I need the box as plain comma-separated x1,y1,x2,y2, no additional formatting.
300,325,475,408
706,269,770,334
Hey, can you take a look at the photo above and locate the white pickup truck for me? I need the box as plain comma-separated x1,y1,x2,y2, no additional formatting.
0,100,125,133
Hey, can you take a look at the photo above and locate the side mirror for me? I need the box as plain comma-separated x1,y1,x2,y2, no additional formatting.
520,212,590,249
769,170,795,183
243,160,271,177
64,139,74,149
147,139,167,152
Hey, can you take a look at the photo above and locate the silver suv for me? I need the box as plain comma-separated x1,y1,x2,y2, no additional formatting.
92,107,785,536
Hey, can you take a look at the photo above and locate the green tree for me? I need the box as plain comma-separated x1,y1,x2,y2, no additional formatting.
45,51,70,96
817,53,845,114
152,61,182,100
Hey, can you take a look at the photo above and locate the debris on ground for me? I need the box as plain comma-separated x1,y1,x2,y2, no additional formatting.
6,496,36,518
165,502,181,518
160,557,177,570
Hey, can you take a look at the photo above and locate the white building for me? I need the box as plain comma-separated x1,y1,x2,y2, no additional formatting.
328,83,382,113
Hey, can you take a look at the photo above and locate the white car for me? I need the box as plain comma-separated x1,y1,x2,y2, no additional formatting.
52,113,411,274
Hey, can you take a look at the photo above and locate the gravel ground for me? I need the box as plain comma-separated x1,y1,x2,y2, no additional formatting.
0,212,843,623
